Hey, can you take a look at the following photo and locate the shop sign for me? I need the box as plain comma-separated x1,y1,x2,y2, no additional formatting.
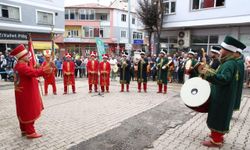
133,39,143,45
0,31,28,40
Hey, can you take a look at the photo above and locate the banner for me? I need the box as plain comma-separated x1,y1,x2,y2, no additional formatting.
95,38,106,61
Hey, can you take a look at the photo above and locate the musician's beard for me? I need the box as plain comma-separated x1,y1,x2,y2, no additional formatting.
220,54,234,63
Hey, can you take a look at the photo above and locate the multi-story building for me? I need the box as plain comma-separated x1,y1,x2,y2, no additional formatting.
0,0,64,54
56,1,144,57
160,0,250,56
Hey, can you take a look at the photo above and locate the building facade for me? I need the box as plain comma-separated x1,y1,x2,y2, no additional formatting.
160,0,250,56
56,2,144,57
0,0,64,54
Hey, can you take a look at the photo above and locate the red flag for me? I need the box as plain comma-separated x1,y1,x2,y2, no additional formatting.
28,35,37,68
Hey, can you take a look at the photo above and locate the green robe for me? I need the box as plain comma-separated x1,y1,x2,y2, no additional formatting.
204,57,238,133
137,58,148,83
184,58,199,78
156,58,168,84
234,58,244,110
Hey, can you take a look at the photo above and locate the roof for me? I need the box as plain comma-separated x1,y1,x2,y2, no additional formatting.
65,3,110,9
65,2,136,13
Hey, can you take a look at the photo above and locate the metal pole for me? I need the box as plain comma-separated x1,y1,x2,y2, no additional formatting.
51,25,55,61
128,0,131,57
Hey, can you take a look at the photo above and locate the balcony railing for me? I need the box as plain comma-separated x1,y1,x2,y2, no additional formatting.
64,37,113,43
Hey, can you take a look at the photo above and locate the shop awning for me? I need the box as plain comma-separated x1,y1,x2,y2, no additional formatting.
32,41,59,50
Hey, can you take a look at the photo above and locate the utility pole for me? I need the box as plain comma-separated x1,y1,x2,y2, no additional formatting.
51,25,55,60
127,0,131,57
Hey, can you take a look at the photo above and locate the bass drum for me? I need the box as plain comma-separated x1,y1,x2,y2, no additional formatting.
180,77,210,113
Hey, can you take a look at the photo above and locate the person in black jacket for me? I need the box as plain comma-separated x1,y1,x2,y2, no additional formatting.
118,52,131,92
209,46,221,70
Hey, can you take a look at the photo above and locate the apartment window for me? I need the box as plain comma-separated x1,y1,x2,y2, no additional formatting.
192,0,225,10
100,28,104,38
100,14,107,20
84,27,94,37
121,14,126,22
89,28,94,37
79,9,86,20
37,10,53,25
133,32,143,39
191,35,219,51
89,10,95,20
94,28,99,37
79,9,95,20
132,18,135,24
70,9,75,20
121,31,127,38
163,0,176,14
65,9,69,20
67,30,79,37
0,4,20,21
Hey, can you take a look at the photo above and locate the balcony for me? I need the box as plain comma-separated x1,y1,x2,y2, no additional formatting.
65,20,110,27
64,37,114,43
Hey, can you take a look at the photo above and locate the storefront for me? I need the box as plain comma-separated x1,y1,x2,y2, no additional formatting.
160,26,250,55
0,31,28,54
0,31,57,55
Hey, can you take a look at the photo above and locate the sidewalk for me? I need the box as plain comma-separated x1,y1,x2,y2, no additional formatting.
0,77,64,87
0,80,249,150
147,95,250,150
0,80,174,150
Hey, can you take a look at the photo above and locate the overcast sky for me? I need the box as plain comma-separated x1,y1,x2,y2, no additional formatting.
64,0,114,6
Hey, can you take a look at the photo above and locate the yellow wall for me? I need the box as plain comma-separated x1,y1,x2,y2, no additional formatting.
64,26,82,37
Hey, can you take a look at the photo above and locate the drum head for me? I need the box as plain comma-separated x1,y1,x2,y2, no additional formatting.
180,77,210,107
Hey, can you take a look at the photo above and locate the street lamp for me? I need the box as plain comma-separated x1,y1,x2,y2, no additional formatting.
51,25,55,60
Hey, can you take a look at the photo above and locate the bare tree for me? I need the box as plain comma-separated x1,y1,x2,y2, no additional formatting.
137,0,165,55
154,0,165,55
137,0,157,55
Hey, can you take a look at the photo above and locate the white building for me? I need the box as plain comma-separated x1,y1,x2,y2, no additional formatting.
160,0,250,56
110,0,145,53
0,0,64,54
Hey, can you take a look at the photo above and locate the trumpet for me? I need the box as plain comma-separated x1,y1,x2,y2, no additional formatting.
140,58,145,64
196,62,216,76
121,60,127,68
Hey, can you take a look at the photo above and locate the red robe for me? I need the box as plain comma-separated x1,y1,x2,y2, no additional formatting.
41,61,56,84
99,61,111,86
86,60,99,85
13,62,44,123
62,61,75,86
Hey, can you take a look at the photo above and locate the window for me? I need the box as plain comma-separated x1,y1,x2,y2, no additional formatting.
121,31,127,38
133,32,143,39
94,28,99,37
191,35,219,52
132,18,135,24
89,10,95,20
65,9,69,20
70,9,75,20
192,0,225,10
163,0,176,14
67,30,79,37
121,14,126,22
37,10,54,25
79,9,86,20
84,27,94,37
100,28,104,38
89,28,94,37
0,4,20,21
79,9,95,20
100,14,107,20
